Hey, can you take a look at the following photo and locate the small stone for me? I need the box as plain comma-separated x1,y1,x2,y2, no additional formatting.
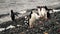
20,32,25,34
40,27,44,30
44,32,48,34
26,30,29,31
56,22,59,25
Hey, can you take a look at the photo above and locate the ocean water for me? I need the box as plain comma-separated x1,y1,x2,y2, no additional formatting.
0,0,60,14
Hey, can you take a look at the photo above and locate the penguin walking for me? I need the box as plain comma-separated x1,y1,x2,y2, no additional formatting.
29,10,38,28
10,10,19,26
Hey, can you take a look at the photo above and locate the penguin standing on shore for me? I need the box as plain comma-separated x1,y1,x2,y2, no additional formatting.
11,10,15,21
10,10,20,21
27,11,33,27
10,10,20,26
29,9,40,28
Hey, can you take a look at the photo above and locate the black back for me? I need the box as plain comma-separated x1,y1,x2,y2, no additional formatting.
47,11,50,19
29,11,33,19
11,10,15,21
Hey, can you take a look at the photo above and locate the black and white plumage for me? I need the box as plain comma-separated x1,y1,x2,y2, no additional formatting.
29,12,36,28
10,10,20,21
37,6,48,19
47,9,53,19
29,9,40,28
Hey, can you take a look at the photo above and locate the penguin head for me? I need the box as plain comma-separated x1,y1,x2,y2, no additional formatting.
11,10,13,13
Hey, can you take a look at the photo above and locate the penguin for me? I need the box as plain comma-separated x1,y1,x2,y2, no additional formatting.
47,11,50,19
11,10,15,21
26,9,40,28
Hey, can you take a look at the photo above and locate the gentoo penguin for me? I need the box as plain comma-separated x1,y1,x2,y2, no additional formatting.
37,6,48,20
29,9,40,28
